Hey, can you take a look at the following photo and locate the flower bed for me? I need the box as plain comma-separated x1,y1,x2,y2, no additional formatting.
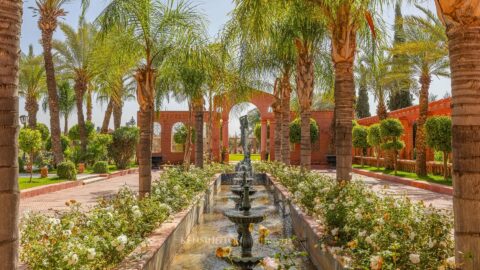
255,162,455,269
20,164,231,270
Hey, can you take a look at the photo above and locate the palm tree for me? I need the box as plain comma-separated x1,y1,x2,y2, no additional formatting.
32,0,68,165
53,21,98,154
91,27,139,132
288,0,328,169
393,5,449,177
19,45,46,128
225,0,297,164
309,0,391,181
58,81,76,134
434,2,480,267
0,1,22,268
93,0,205,197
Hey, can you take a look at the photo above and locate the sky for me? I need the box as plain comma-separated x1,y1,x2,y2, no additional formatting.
19,0,450,136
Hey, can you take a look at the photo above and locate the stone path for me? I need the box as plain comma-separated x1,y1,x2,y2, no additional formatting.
20,171,162,215
315,169,453,212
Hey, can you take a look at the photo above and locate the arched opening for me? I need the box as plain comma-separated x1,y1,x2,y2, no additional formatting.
152,122,162,153
227,102,265,161
171,122,188,153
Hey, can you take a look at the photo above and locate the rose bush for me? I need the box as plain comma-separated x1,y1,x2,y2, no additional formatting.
21,163,231,269
255,162,455,269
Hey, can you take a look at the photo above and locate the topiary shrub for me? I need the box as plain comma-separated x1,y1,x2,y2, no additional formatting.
57,161,77,180
352,125,370,166
380,118,405,174
109,127,140,170
289,118,319,144
93,161,109,174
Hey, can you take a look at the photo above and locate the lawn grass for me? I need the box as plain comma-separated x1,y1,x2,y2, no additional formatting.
352,164,452,186
229,153,261,161
19,177,66,190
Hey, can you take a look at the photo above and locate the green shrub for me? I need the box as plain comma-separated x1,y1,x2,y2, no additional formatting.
173,123,195,145
93,161,109,174
255,162,454,269
35,123,50,141
289,118,319,144
20,164,230,270
18,157,25,173
68,121,96,142
85,134,113,165
57,161,77,180
46,135,71,154
109,127,140,169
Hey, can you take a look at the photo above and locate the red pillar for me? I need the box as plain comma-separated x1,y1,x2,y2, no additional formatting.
269,119,275,161
261,119,267,160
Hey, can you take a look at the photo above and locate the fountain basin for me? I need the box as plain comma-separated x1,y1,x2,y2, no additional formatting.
230,256,263,270
231,186,257,196
224,209,265,224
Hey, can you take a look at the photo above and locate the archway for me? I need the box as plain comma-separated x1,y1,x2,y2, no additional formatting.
215,90,276,162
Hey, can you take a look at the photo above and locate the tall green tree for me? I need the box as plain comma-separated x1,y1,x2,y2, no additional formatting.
32,0,68,165
19,45,46,128
355,63,371,119
53,21,98,155
352,124,370,166
393,5,449,177
0,1,22,267
425,116,451,180
57,81,76,134
387,1,413,111
93,0,205,196
19,129,43,182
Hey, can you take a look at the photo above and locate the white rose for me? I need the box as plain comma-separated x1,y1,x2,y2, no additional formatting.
365,236,373,245
370,255,383,270
358,231,367,237
409,232,416,241
409,253,420,264
118,234,128,244
355,213,363,220
331,228,339,236
446,256,455,267
67,253,78,265
62,230,72,236
87,248,96,260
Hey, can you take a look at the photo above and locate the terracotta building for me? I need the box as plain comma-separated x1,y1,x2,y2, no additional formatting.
149,90,334,165
357,97,452,161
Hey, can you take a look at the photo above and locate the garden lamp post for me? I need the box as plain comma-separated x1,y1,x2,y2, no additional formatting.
19,115,28,128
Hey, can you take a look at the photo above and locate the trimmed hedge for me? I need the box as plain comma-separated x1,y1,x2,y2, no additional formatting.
57,161,77,180
93,161,109,174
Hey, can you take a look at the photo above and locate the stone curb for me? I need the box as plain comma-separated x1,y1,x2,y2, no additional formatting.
352,168,453,196
20,168,140,199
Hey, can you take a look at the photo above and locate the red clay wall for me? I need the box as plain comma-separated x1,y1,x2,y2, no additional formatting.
357,98,451,160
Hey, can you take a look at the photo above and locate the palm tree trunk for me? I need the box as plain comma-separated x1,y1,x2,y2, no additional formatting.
64,115,68,135
113,101,122,129
101,99,113,133
280,68,291,165
135,66,155,198
0,1,21,267
74,76,87,154
415,73,430,177
86,88,92,122
441,18,480,268
274,111,282,161
41,26,63,164
295,41,314,169
184,102,193,168
443,151,448,180
333,60,355,181
25,95,38,128
194,97,204,168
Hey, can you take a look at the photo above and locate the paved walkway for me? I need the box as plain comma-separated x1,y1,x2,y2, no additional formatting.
20,171,162,215
316,170,453,212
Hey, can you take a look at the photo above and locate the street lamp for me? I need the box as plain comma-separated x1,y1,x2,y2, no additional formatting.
19,115,28,128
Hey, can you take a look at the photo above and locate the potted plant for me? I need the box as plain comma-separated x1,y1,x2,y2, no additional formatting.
40,166,49,178
78,163,85,174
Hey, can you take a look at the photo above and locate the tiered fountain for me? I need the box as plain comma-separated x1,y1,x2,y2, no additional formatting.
223,115,266,270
